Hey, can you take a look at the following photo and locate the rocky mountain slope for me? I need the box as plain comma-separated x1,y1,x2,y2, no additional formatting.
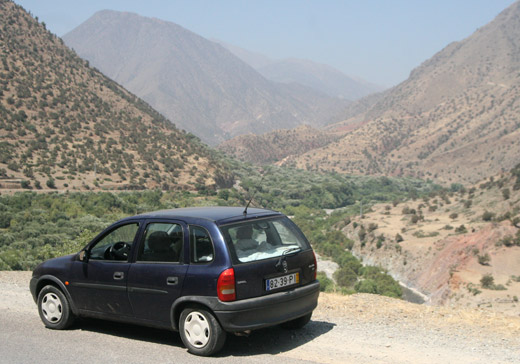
217,41,384,100
0,0,232,191
340,165,520,315
63,10,349,145
217,125,341,165
278,1,520,184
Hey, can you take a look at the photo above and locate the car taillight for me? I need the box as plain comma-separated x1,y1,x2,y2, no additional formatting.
217,268,236,302
313,251,317,281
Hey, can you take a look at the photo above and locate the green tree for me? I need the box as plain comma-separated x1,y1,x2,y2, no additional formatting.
334,267,357,288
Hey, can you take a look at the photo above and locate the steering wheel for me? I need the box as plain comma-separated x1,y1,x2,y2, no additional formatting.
109,241,131,260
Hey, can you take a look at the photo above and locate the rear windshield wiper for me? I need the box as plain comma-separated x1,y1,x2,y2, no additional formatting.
283,247,301,256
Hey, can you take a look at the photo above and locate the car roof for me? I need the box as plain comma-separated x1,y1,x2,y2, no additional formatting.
130,206,282,225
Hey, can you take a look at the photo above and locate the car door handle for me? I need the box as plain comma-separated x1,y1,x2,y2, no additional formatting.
113,272,125,280
167,276,178,285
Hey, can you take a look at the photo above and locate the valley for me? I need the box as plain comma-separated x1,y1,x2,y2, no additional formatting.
338,166,520,316
1,0,520,336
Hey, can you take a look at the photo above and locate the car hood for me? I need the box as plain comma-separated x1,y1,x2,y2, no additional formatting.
33,254,76,277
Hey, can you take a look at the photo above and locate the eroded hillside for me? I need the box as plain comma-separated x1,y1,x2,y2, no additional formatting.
218,125,342,165
278,2,520,184
0,0,232,191
339,165,520,315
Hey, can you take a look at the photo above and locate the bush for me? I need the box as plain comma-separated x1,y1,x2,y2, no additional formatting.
368,223,378,232
46,178,56,189
358,227,366,241
455,225,467,234
316,272,334,292
355,279,377,294
480,274,494,288
0,212,11,228
482,211,495,222
449,213,458,220
477,253,491,266
334,267,358,288
395,233,404,243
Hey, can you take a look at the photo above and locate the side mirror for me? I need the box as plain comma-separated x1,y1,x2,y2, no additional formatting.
78,250,90,263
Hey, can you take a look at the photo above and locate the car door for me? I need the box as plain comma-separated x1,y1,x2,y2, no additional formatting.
127,220,189,324
68,221,141,316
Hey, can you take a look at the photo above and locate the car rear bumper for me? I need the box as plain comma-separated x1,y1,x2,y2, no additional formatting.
213,280,320,332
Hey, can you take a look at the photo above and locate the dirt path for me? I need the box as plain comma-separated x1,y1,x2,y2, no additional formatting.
1,271,519,364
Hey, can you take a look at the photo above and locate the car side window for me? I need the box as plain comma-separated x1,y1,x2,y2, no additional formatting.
189,226,214,263
89,223,139,261
137,223,183,263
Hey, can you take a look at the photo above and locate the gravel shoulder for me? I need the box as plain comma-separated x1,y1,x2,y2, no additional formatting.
1,271,519,364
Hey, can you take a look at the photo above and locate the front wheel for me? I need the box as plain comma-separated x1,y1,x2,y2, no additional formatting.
37,285,75,329
179,307,226,356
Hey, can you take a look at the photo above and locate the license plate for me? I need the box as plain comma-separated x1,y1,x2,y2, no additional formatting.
265,273,299,291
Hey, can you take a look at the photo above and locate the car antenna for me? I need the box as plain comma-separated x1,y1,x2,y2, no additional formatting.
243,168,267,215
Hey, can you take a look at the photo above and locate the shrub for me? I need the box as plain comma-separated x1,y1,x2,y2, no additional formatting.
449,213,458,220
368,223,378,233
395,233,404,243
477,253,491,266
0,212,11,228
455,225,467,234
480,274,494,288
410,215,419,224
316,272,334,292
482,211,495,222
355,279,377,294
358,227,366,241
46,178,56,189
334,267,357,288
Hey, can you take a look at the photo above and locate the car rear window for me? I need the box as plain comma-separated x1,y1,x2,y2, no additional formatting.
220,216,310,263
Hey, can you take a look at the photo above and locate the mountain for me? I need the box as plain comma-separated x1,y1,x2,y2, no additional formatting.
256,58,384,100
281,1,520,184
0,0,232,191
217,125,341,165
217,41,384,100
63,10,349,145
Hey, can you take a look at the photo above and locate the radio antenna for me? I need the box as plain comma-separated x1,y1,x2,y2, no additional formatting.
243,168,267,215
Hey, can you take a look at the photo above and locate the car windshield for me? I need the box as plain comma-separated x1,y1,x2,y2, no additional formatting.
220,216,310,263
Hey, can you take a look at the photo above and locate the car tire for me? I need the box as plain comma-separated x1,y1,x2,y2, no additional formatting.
37,285,75,330
281,312,312,330
179,307,226,356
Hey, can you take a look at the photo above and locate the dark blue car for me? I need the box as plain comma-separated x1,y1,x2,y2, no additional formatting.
30,207,320,356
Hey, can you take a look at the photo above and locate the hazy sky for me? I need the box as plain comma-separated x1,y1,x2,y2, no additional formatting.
14,0,516,87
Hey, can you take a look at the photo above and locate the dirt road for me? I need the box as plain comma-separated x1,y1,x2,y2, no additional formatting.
0,272,518,364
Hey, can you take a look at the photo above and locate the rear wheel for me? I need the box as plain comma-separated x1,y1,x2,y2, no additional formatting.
37,285,75,329
179,307,226,356
281,312,312,329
